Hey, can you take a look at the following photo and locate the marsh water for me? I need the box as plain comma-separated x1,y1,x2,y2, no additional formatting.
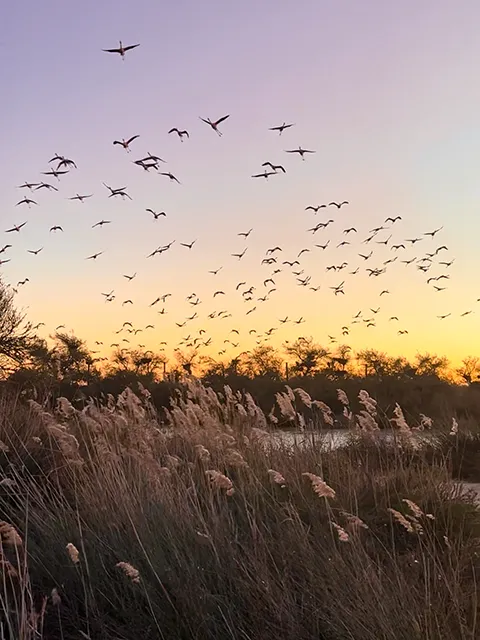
272,428,480,501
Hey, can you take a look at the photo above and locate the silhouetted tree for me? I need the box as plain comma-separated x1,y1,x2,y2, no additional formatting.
108,348,166,378
414,353,449,378
457,356,480,385
0,279,35,374
324,344,352,378
357,349,411,378
51,332,97,384
284,337,329,376
244,345,283,379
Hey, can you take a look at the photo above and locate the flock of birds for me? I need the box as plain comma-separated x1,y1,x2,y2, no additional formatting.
2,41,477,370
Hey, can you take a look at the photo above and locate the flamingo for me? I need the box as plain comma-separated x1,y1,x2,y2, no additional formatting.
199,114,230,136
113,135,139,152
269,122,294,135
103,41,140,59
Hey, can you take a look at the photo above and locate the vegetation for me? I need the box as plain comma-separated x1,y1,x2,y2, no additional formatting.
0,273,479,638
0,380,478,639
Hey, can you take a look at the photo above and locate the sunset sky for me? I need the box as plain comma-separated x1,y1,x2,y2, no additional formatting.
1,0,480,366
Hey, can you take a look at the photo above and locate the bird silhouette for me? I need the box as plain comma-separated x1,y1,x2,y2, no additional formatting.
305,204,327,213
232,248,247,260
16,197,37,207
285,147,315,160
262,162,286,173
269,122,294,135
252,171,276,180
69,194,93,202
113,135,140,152
103,41,140,59
6,222,27,233
147,209,167,219
199,115,230,136
160,172,181,184
92,220,111,228
168,128,189,140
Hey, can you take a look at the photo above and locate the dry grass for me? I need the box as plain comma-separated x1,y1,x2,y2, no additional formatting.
0,380,478,639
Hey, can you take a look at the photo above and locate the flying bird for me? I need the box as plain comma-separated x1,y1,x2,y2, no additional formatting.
18,182,40,190
328,201,349,209
261,162,286,173
42,169,68,180
284,147,315,160
50,225,63,232
113,135,139,152
6,222,27,233
109,189,132,200
103,182,127,194
159,172,181,183
238,229,253,238
103,41,140,59
92,220,111,228
269,122,294,135
168,128,189,140
16,197,37,207
199,114,230,136
34,182,58,191
50,155,77,170
252,171,276,180
305,204,327,213
232,248,247,260
147,209,166,219
86,252,103,260
27,248,43,255
69,194,92,202
424,226,443,237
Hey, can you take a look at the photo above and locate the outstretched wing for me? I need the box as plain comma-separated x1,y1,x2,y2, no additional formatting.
123,44,140,52
213,114,230,126
126,135,139,145
103,48,121,53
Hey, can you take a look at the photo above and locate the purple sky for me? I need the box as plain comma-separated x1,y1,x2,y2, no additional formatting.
1,0,480,363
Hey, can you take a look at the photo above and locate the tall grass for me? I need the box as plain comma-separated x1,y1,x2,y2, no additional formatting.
0,380,478,639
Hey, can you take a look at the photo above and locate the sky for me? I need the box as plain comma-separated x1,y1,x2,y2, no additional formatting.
1,0,480,366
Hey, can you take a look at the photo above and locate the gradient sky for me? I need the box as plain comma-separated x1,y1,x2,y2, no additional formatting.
2,0,480,366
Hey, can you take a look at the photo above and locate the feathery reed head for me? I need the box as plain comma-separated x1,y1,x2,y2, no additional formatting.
66,542,80,564
116,561,140,583
302,473,336,499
